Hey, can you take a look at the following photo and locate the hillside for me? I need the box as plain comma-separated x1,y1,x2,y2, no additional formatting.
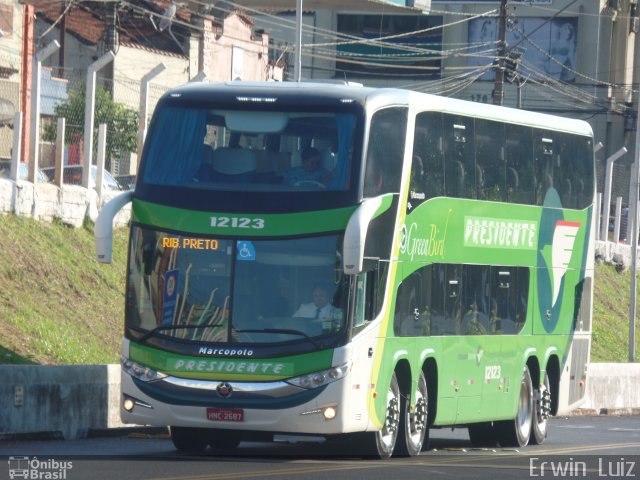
0,214,127,364
0,214,638,364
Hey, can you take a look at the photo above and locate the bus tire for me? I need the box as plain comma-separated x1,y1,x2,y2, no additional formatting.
170,426,209,452
361,372,401,459
395,371,429,456
495,365,534,447
468,422,498,447
208,429,242,450
530,372,551,445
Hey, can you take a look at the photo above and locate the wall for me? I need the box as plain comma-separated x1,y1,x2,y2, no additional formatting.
0,178,130,228
205,13,270,82
112,44,190,113
0,365,123,440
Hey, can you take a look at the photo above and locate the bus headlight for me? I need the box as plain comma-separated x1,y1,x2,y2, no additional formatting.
121,356,167,382
285,362,350,389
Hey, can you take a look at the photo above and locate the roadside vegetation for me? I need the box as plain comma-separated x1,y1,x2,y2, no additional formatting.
0,214,638,364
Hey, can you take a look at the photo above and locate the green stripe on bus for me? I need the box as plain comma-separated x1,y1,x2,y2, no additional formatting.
131,200,358,236
129,342,334,381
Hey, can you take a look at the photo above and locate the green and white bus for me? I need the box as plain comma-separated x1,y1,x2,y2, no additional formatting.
96,81,594,458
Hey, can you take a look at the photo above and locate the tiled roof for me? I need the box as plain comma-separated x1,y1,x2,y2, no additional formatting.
34,0,191,56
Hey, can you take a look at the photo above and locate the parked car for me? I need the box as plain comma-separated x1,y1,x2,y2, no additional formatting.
41,165,123,191
0,161,50,183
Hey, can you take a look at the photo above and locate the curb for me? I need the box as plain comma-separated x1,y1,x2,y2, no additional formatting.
568,407,640,416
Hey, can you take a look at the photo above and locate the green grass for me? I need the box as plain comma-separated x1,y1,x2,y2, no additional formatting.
592,261,640,362
0,214,127,364
0,213,638,364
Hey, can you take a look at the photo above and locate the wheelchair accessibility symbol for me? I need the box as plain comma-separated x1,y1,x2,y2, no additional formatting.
236,241,256,261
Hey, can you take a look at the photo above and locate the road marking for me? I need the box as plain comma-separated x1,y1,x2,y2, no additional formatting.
151,463,380,480
554,425,595,429
609,428,640,432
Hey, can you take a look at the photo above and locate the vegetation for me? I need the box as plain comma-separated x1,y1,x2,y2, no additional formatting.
43,83,138,170
0,214,127,364
0,213,638,364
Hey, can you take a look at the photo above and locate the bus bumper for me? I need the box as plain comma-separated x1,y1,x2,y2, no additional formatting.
119,371,366,435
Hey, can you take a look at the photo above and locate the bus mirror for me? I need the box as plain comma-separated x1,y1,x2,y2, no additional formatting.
343,197,383,275
95,190,133,264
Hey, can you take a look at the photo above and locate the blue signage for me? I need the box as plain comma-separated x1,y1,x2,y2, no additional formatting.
162,269,179,326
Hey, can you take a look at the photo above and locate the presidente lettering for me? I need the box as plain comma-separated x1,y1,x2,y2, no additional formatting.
174,359,288,375
464,216,538,250
400,222,446,261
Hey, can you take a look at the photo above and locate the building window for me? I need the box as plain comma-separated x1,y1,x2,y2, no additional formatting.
335,14,443,78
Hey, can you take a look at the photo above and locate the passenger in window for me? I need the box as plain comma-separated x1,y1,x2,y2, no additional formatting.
283,147,332,186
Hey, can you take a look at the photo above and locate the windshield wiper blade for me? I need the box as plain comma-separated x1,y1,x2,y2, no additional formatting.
234,328,321,348
138,323,225,344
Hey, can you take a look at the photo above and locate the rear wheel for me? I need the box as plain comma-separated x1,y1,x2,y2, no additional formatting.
396,371,429,456
494,365,534,447
170,426,209,452
530,372,552,445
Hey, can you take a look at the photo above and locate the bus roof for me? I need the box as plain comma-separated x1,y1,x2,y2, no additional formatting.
164,81,593,138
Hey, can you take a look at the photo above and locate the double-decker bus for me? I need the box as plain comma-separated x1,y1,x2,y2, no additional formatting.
96,81,594,458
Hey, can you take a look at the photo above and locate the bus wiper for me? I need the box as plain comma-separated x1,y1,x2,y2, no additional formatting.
234,328,321,348
138,324,225,344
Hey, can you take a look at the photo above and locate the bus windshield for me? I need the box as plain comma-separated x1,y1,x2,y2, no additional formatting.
141,106,357,192
126,226,348,346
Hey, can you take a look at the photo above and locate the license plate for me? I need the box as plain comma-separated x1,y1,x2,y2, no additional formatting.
206,407,244,422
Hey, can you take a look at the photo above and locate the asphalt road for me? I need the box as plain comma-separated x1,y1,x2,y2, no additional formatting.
1,415,639,480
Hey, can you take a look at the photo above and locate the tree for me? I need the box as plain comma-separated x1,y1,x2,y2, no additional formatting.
44,83,138,170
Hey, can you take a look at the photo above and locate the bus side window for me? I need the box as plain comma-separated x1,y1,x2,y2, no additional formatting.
445,264,462,334
364,108,407,197
444,115,476,199
535,132,555,205
505,125,534,205
475,119,506,201
413,112,444,200
515,268,529,332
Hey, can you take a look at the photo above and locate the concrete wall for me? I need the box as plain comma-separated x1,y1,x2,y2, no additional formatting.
0,178,130,228
0,362,637,440
582,363,640,412
0,365,123,440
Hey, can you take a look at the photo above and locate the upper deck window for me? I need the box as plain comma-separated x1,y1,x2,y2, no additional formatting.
142,106,356,193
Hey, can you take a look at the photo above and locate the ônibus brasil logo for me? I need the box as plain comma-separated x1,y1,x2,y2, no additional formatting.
8,456,73,479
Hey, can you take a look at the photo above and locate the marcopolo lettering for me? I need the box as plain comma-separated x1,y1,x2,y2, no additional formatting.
464,216,538,250
198,347,254,357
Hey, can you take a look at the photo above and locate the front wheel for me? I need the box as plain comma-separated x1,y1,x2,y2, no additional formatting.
208,429,242,450
396,371,429,456
494,365,534,447
170,426,209,452
360,372,401,458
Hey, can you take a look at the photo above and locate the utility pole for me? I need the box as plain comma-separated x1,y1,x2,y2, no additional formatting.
492,0,507,106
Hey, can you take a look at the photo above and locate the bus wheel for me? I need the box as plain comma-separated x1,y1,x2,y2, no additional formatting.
396,371,429,456
362,372,400,458
468,422,497,447
207,429,241,450
170,426,209,452
495,365,534,447
531,372,552,445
